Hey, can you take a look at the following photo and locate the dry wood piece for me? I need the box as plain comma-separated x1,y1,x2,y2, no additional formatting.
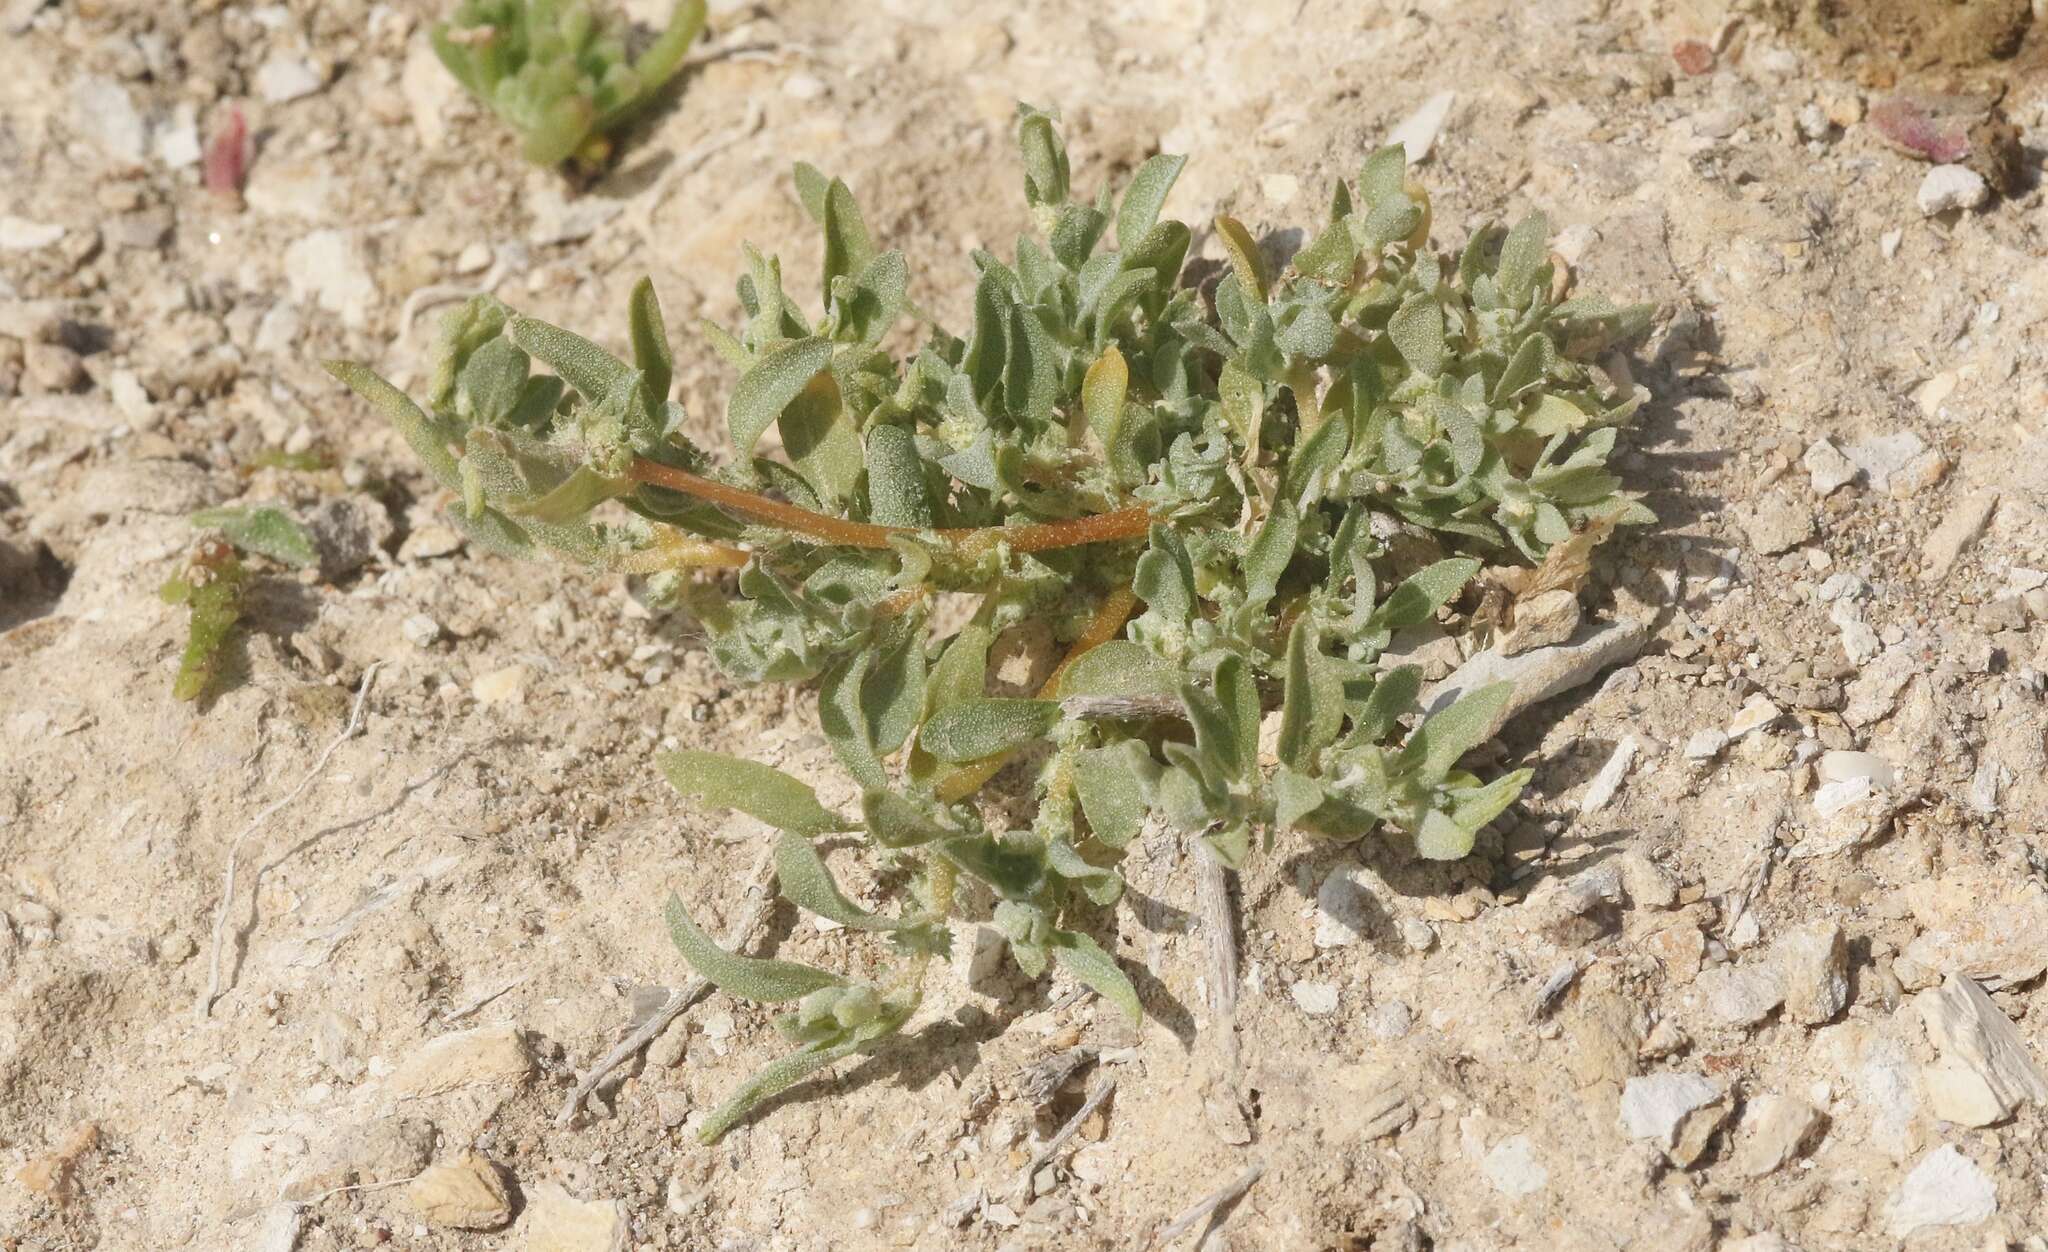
1150,1160,1266,1248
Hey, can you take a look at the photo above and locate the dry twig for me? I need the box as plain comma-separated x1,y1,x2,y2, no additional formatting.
1150,1160,1266,1249
1197,850,1252,1143
554,836,782,1126
198,663,381,1020
1014,1074,1118,1201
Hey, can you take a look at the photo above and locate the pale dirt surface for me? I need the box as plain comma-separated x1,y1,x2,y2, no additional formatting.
4,1,2048,1249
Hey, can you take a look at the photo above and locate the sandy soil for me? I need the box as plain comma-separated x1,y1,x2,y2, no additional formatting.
4,0,2048,1249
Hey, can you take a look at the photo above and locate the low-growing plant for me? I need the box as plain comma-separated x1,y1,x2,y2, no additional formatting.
433,0,708,171
328,105,1651,1139
161,507,322,703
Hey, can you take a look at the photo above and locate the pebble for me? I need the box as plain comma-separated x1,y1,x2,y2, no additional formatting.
1481,1134,1547,1197
402,613,444,648
70,75,147,163
1730,1093,1824,1177
1619,1073,1728,1166
1419,618,1648,743
521,1183,627,1252
1696,963,1783,1028
254,53,325,103
1816,750,1895,789
1844,431,1927,494
1803,438,1858,495
529,189,625,247
472,665,531,706
1387,90,1456,163
1775,922,1849,1025
1578,734,1639,814
1829,601,1881,667
1725,695,1779,740
305,494,395,579
1919,490,1996,583
1314,867,1378,949
1739,490,1813,555
781,71,826,101
284,1116,435,1198
1885,1145,1996,1236
386,1024,532,1098
1367,999,1413,1040
1683,729,1727,760
1915,164,1989,216
1916,973,2048,1127
1290,981,1339,1016
284,229,378,329
454,242,494,274
1893,880,2048,991
407,1152,513,1229
23,341,85,393
1880,228,1903,259
0,215,64,250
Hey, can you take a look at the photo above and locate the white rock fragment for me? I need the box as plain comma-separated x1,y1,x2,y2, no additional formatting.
1579,734,1640,814
1725,695,1779,740
1845,432,1927,494
454,242,495,274
1775,922,1849,1025
1420,619,1649,742
521,1183,627,1252
1730,1094,1824,1178
401,614,444,648
1481,1135,1547,1197
1916,164,1989,216
108,369,155,425
472,665,530,706
1683,728,1728,761
1916,973,2048,1127
157,102,201,168
284,229,379,329
1314,867,1377,949
406,1151,512,1229
1386,90,1456,163
1829,600,1881,666
1290,980,1339,1016
1885,1145,1996,1236
781,71,826,100
1696,963,1784,1028
402,34,457,149
1619,1073,1728,1165
1843,649,1914,726
70,75,148,163
255,54,325,103
530,190,625,247
1803,438,1859,495
1879,228,1903,259
386,1025,533,1098
1816,750,1896,789
1919,490,1997,583
0,216,64,251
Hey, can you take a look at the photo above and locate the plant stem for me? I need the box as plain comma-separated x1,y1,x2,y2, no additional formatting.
934,584,1139,804
626,458,1153,555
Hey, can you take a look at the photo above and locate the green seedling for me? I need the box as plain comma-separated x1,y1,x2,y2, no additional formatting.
330,105,1653,1138
433,0,708,170
161,540,250,703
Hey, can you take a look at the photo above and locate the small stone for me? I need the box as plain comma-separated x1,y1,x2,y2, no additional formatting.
1579,734,1640,814
1696,964,1784,1029
1617,852,1678,909
0,215,64,250
70,76,147,163
1725,695,1779,740
1831,602,1881,667
1730,1093,1825,1178
1526,864,1624,943
781,71,826,100
521,1183,626,1252
1894,881,2048,991
1880,228,1903,258
1314,867,1378,949
402,614,444,648
454,242,494,274
1919,491,1997,583
1916,164,1988,216
1419,619,1648,743
255,54,325,103
386,1024,533,1098
1619,1073,1727,1166
284,229,378,329
1844,432,1927,494
399,523,465,562
305,494,395,579
407,1152,512,1229
1916,973,2048,1127
1386,90,1456,163
1481,1135,1547,1197
1671,39,1713,75
1816,751,1896,789
1683,729,1727,760
1796,101,1831,141
1398,917,1436,953
1739,490,1814,555
1290,981,1339,1016
1259,173,1299,205
1646,921,1706,985
1775,922,1849,1025
1885,1145,1996,1236
23,341,85,393
1842,649,1914,726
284,1116,435,1199
1694,107,1744,140
1366,999,1413,1040
1804,439,1858,494
108,369,154,424
472,664,530,706
529,188,625,247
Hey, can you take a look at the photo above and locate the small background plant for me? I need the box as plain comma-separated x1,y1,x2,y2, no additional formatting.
432,0,708,171
331,105,1652,1139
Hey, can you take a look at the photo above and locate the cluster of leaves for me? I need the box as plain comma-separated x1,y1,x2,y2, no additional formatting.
433,0,707,170
329,106,1651,1139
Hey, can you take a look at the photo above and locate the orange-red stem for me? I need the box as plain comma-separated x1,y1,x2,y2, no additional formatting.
626,458,1153,556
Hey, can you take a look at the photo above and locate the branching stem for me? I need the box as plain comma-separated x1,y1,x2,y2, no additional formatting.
626,458,1153,556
